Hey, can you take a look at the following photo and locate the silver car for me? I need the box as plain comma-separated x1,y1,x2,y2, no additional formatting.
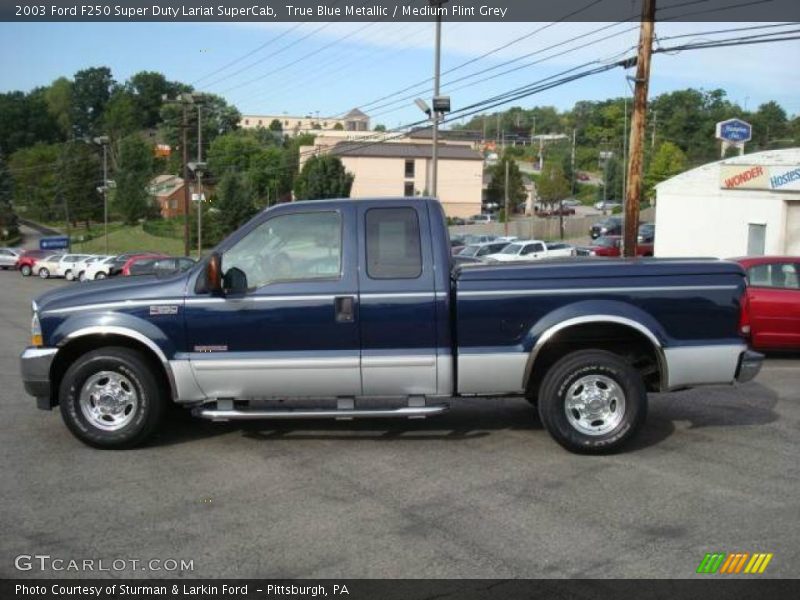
0,248,21,270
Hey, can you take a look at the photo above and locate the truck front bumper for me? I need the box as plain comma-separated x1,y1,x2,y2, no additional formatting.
20,347,58,409
736,350,764,384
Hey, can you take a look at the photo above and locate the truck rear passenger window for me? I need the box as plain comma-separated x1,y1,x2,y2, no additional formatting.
366,208,422,279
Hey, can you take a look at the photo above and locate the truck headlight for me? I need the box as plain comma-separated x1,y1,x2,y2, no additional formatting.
31,311,42,347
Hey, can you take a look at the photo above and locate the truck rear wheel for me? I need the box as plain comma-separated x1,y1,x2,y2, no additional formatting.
537,350,646,454
58,347,166,449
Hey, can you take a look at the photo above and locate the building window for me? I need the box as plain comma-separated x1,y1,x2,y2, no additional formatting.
244,119,249,126
404,159,415,178
404,182,415,196
365,208,422,280
258,119,263,125
285,120,289,126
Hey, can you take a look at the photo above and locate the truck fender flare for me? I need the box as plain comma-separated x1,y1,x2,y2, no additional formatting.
521,301,669,390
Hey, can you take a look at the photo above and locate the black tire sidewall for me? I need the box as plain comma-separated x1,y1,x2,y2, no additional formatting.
59,348,164,448
538,351,647,454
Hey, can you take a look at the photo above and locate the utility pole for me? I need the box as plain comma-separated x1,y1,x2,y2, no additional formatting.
651,109,658,149
430,0,446,198
504,158,509,237
623,0,656,258
196,102,203,258
101,142,108,254
181,104,191,257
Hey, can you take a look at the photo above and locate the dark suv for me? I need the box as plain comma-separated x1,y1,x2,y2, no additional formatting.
590,217,622,240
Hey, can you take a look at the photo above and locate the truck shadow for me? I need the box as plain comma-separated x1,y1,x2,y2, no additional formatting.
151,383,779,451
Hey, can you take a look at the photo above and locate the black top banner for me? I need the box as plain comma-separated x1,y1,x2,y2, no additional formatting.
4,0,800,22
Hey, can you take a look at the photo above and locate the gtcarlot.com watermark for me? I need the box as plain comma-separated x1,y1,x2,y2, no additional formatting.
14,554,194,573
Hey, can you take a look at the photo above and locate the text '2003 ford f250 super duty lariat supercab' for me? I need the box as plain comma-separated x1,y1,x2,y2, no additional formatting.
20,197,763,453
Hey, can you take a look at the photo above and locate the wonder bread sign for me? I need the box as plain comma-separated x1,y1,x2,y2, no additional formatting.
721,164,800,192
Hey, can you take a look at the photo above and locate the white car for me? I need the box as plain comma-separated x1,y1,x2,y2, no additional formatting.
594,201,622,211
83,255,117,280
56,254,93,281
75,255,110,282
486,240,548,262
544,242,576,258
470,214,497,224
0,247,21,269
34,254,66,279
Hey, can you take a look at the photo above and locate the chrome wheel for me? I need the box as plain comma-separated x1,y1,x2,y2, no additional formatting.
79,371,139,432
564,374,626,436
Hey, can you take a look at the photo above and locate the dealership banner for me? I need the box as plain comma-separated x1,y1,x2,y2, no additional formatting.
721,164,800,192
4,579,800,600
3,0,800,22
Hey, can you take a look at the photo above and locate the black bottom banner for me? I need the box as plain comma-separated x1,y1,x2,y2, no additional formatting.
3,579,800,600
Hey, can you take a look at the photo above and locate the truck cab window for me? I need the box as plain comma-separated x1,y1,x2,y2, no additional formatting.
366,207,422,279
222,211,342,289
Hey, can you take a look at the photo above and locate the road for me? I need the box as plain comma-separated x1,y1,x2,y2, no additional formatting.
0,273,798,579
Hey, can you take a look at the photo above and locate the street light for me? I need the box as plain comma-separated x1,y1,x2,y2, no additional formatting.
88,136,110,255
188,161,207,258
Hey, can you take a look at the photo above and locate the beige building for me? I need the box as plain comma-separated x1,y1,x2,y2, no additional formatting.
240,108,370,136
302,141,484,218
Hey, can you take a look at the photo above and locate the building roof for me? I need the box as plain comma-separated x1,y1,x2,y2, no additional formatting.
149,174,184,197
407,127,483,142
330,142,483,161
656,147,800,194
343,108,369,120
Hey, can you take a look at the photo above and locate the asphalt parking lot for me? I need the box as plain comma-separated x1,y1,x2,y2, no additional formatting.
1,270,798,579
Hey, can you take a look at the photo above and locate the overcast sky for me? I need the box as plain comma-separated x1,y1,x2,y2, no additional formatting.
1,21,798,126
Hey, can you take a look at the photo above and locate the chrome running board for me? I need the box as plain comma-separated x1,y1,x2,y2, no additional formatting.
193,404,449,422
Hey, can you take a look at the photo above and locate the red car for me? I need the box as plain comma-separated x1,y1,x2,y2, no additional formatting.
734,256,800,351
577,235,654,257
120,253,167,276
15,249,53,277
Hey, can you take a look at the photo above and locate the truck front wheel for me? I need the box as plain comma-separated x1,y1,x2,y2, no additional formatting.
58,347,166,449
538,350,647,454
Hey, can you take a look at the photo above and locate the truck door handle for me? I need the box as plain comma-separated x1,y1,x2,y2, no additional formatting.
335,296,355,323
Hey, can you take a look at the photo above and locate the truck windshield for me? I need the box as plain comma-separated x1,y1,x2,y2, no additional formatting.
501,244,522,255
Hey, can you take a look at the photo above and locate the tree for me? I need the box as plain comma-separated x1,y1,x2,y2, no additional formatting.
269,119,283,133
127,71,182,129
293,154,354,200
537,161,571,209
644,141,687,198
600,155,624,202
485,156,527,211
0,90,61,154
332,122,344,131
104,90,140,146
0,150,18,241
247,147,284,208
373,124,386,132
114,135,153,225
44,77,73,138
57,141,102,228
71,67,115,137
214,171,255,235
9,143,60,220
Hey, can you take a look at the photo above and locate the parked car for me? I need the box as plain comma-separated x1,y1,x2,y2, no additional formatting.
544,242,576,258
21,197,762,453
33,254,67,279
577,173,590,182
561,199,582,208
576,236,654,257
121,254,168,276
594,201,622,212
54,254,93,281
15,249,51,277
537,206,576,217
0,247,21,269
462,234,498,245
83,256,117,281
107,252,155,276
457,241,510,259
638,222,655,244
486,240,549,262
130,256,196,277
735,256,800,351
74,255,109,282
590,216,623,239
470,214,497,224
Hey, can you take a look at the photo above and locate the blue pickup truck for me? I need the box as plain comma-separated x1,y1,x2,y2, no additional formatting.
20,197,762,453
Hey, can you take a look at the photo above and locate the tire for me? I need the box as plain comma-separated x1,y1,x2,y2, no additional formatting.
21,265,32,277
95,271,106,280
78,271,86,282
58,347,166,449
537,350,647,454
38,268,50,279
65,269,74,281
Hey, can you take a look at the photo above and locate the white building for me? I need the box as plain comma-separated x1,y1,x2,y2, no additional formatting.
654,148,800,258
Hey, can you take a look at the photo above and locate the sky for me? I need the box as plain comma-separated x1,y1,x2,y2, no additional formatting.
1,20,798,128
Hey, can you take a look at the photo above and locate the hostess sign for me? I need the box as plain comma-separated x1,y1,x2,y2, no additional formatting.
716,119,752,143
721,164,800,191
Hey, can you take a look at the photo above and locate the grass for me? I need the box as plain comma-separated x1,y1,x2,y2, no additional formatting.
72,224,187,256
